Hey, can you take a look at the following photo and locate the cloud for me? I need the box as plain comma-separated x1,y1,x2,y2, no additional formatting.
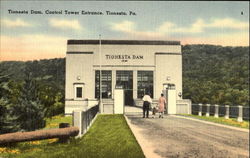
1,18,32,27
157,19,204,34
110,20,205,38
0,34,67,61
158,18,249,34
207,18,249,29
111,20,135,33
49,18,82,30
111,18,249,38
109,18,248,46
110,21,164,39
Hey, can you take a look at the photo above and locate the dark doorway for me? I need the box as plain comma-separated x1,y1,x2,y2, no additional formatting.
116,71,133,105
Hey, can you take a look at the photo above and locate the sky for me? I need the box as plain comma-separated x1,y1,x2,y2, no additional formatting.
0,1,249,61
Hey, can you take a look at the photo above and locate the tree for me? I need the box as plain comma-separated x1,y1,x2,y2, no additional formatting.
14,69,46,131
0,73,20,134
0,69,46,134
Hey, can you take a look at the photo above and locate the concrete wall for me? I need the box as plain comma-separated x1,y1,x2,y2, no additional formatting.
65,53,94,99
176,99,192,114
65,99,98,115
155,53,182,100
65,53,95,114
67,44,180,67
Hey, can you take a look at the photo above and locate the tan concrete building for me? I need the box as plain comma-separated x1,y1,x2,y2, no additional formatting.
65,40,184,114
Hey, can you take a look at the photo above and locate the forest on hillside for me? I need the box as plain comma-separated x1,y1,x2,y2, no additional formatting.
182,45,249,106
0,59,65,133
0,45,249,134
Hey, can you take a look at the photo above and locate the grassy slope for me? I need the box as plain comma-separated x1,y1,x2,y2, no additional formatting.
0,115,72,157
1,115,145,158
44,115,72,129
180,114,249,129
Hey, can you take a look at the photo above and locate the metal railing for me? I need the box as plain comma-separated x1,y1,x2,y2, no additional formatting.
81,105,99,134
73,104,99,137
191,104,249,121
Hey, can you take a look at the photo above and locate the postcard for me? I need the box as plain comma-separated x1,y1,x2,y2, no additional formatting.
0,1,249,158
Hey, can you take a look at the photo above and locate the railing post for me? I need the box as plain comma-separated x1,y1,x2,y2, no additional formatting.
237,105,243,122
83,111,87,133
187,100,192,114
214,104,219,118
198,103,202,116
225,105,229,119
206,104,210,117
73,110,82,137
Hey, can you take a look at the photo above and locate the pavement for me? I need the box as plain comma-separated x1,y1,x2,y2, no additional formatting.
125,105,143,114
124,106,249,158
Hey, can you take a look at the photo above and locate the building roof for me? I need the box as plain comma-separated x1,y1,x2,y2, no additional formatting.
67,39,180,45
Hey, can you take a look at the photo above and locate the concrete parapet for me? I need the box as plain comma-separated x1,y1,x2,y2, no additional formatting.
237,105,243,122
176,99,192,114
73,110,82,137
206,104,210,117
198,103,202,116
214,104,219,118
225,105,229,119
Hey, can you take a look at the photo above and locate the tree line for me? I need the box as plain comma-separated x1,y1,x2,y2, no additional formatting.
182,45,249,106
0,45,249,134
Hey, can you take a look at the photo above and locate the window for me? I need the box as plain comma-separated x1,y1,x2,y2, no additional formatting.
74,84,84,99
137,71,153,98
95,70,112,98
116,71,133,89
76,87,82,98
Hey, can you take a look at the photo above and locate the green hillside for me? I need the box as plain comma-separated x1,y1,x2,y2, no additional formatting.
182,45,249,106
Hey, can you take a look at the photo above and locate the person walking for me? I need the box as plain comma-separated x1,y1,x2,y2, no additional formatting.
142,92,152,118
158,93,166,118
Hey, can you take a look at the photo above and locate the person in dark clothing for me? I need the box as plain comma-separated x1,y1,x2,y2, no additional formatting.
142,92,152,118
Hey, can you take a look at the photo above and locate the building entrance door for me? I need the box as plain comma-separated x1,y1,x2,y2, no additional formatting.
116,71,133,105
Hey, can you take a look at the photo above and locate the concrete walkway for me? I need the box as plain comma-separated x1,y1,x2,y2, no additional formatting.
125,112,249,158
125,105,142,114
